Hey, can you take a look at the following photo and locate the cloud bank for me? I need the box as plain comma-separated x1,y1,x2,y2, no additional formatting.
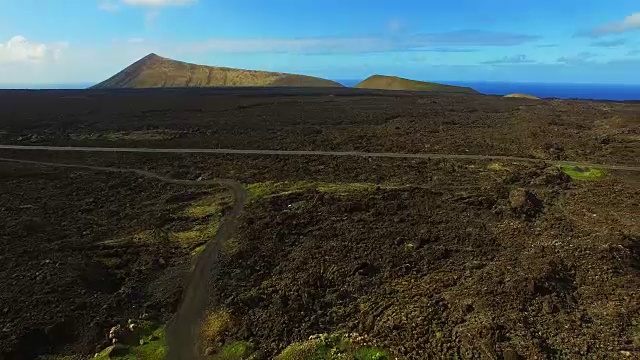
178,30,539,55
481,54,535,65
580,12,640,37
0,36,68,64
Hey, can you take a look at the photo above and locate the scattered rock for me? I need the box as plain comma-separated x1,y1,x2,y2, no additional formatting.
542,299,559,314
502,348,522,360
108,325,124,344
546,142,564,158
509,188,543,217
353,262,375,276
204,347,215,356
532,167,571,186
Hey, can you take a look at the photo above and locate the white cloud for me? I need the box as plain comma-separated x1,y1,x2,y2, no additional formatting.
583,12,640,37
0,36,68,64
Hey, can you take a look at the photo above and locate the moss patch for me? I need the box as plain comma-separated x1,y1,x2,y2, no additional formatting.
94,323,166,360
210,341,253,360
222,238,243,257
201,310,233,346
487,162,510,171
276,334,390,360
171,224,217,246
193,244,206,256
183,196,223,218
247,181,378,201
559,166,606,180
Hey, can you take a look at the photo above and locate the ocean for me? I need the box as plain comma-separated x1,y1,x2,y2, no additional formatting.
335,79,640,101
0,83,94,90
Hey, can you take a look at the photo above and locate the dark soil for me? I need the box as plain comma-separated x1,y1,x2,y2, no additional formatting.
0,88,637,165
0,163,229,359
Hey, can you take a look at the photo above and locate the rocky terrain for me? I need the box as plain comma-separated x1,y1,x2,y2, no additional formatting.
0,88,637,359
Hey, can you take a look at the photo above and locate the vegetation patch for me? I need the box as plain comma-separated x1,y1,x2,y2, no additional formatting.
171,224,217,246
183,196,224,218
94,323,166,360
222,238,243,257
201,310,233,346
276,334,390,360
559,165,605,180
487,162,510,171
193,244,207,257
209,341,254,360
246,181,378,201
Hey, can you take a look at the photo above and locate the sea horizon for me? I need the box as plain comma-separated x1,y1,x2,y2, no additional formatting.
335,79,640,101
2,80,639,101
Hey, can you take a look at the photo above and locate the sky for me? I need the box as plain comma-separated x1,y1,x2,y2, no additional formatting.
1,0,640,85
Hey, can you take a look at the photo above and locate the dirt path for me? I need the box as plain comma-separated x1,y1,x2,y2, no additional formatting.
0,144,639,171
0,157,248,360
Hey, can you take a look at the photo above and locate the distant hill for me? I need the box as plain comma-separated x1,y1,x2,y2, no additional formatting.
504,93,541,100
354,75,479,94
92,53,343,89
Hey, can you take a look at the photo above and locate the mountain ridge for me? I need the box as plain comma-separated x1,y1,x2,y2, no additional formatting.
93,53,343,89
355,75,479,94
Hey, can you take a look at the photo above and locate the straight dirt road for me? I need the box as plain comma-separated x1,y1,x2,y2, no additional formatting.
0,144,639,171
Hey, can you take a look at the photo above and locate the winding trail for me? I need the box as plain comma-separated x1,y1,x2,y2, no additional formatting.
0,144,639,171
0,157,248,360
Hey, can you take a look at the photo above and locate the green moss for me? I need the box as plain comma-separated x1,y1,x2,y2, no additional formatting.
276,334,390,360
94,324,167,360
183,196,223,218
247,181,378,201
276,339,321,360
201,310,233,346
559,166,606,180
171,224,217,246
193,244,206,256
487,162,509,171
222,238,243,257
354,348,389,360
210,341,253,360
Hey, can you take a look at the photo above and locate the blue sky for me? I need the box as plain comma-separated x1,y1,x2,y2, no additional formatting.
1,0,640,84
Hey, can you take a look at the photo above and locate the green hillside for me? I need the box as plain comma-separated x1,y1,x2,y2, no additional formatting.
93,53,343,89
354,75,479,94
